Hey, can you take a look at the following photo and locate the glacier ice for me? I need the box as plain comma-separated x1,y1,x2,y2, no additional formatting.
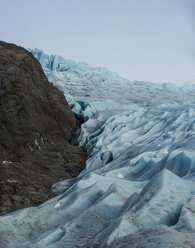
0,49,194,247
106,225,195,248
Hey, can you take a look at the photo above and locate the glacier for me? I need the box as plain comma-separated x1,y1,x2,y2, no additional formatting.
0,49,195,247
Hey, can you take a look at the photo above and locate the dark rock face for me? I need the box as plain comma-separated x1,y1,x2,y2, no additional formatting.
0,41,86,215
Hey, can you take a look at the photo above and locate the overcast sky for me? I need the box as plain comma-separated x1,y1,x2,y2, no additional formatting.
0,0,195,84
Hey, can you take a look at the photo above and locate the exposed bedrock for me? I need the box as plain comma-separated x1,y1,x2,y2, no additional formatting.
0,41,86,215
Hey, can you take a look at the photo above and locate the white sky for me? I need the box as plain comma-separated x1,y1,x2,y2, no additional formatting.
0,0,195,84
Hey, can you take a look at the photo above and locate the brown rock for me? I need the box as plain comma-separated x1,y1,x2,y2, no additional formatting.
0,41,86,215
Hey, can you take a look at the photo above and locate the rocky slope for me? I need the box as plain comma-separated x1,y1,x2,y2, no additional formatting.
0,41,86,215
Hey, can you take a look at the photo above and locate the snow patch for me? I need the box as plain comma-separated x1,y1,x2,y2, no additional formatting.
35,138,41,150
117,173,124,179
2,161,12,165
53,202,61,209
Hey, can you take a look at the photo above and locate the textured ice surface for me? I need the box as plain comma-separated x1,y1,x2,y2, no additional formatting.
0,49,194,247
106,225,195,248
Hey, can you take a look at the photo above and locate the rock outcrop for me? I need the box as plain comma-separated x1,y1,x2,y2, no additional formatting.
0,41,86,215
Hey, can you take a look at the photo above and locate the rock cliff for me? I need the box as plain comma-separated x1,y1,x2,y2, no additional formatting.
0,41,86,215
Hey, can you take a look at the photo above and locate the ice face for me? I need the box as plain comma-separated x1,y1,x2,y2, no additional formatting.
0,49,194,247
29,49,195,105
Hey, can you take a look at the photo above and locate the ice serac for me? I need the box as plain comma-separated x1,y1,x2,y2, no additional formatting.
90,170,195,247
0,48,194,247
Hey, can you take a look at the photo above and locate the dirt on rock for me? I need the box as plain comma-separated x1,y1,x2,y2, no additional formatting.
0,41,86,215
